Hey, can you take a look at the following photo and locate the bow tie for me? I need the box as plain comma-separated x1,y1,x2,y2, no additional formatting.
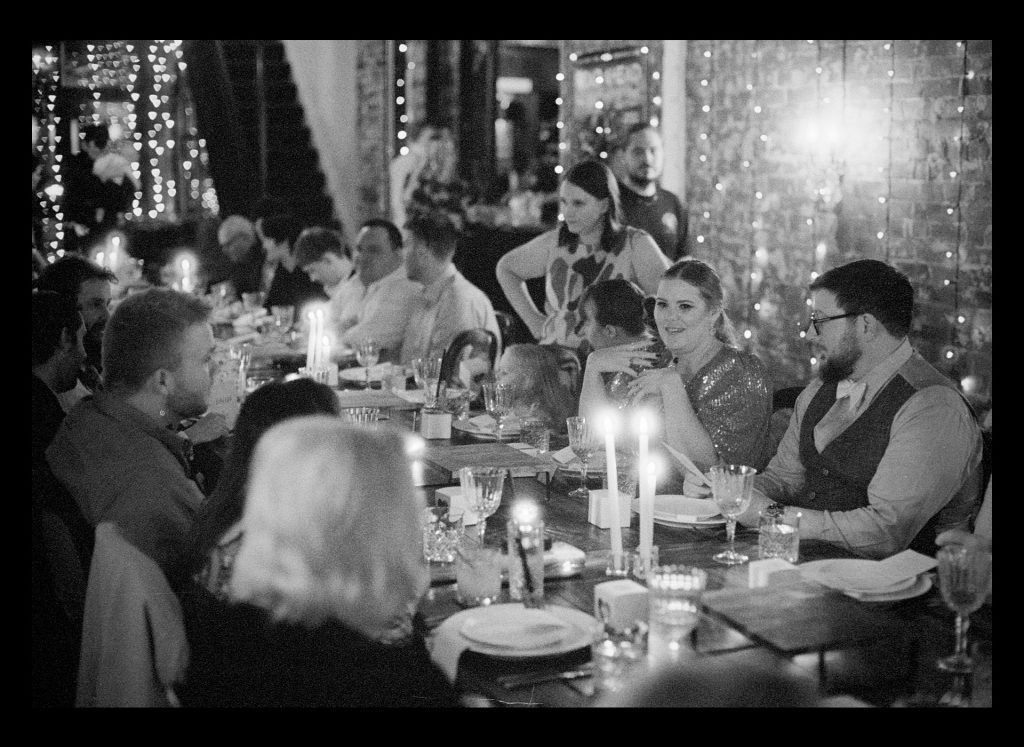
835,379,867,411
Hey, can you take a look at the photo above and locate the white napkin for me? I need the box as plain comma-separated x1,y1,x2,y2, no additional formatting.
428,619,473,683
545,542,586,570
393,389,426,404
806,550,937,593
552,445,577,464
661,442,711,486
469,414,497,430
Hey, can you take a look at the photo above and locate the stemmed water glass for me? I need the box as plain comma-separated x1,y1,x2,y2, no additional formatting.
936,544,992,674
481,381,513,442
413,357,443,407
709,464,757,565
459,466,506,545
566,415,596,499
355,339,380,388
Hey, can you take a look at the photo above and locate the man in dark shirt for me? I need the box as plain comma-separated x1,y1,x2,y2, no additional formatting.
62,123,134,255
261,213,329,313
617,123,688,261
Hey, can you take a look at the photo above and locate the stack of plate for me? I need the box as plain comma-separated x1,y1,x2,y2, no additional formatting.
634,495,726,528
799,558,933,602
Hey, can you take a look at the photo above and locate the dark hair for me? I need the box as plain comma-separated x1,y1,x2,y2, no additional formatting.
294,227,346,268
32,290,83,366
662,257,737,346
260,214,303,248
556,159,626,255
579,278,646,337
81,123,109,149
36,255,116,299
405,211,459,260
253,195,291,221
101,288,211,393
623,122,659,146
809,259,914,338
359,218,403,250
185,378,340,578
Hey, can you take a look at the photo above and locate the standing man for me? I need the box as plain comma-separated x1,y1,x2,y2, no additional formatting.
47,289,216,586
617,123,689,261
735,260,983,559
62,123,135,255
333,219,421,358
399,211,499,365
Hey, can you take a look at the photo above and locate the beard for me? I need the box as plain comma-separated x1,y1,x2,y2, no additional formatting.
628,169,655,189
818,329,862,383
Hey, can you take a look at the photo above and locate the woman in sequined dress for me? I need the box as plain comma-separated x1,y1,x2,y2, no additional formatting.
628,258,774,478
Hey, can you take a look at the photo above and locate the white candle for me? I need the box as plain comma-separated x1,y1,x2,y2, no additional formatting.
636,415,652,565
603,414,622,563
319,333,331,373
305,310,317,371
641,460,656,566
180,259,192,294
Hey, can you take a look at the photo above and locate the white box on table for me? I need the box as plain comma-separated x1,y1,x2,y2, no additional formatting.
594,579,648,630
435,486,478,525
587,489,632,529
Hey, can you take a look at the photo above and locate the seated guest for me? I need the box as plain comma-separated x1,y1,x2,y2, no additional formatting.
293,226,354,335
627,258,774,480
261,213,329,313
212,215,263,298
495,343,576,434
399,210,500,364
180,417,461,707
36,254,116,409
577,278,669,416
46,289,214,587
332,219,420,357
185,378,340,601
736,259,983,559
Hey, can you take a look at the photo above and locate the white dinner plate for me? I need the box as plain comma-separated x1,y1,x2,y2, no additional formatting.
451,603,596,659
799,559,918,594
637,495,726,527
842,574,933,603
452,420,522,440
339,365,393,383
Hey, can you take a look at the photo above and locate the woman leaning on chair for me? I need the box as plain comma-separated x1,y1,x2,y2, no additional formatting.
581,258,774,485
180,417,460,707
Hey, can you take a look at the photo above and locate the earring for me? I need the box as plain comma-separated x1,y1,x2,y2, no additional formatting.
159,408,167,418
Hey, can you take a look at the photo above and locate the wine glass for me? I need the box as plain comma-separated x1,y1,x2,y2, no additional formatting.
709,464,757,565
415,357,443,408
481,381,513,442
459,466,506,545
936,544,992,674
566,415,596,499
354,339,380,388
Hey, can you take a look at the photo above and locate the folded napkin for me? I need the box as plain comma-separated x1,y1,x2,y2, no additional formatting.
653,497,721,523
805,550,937,593
393,389,426,404
545,541,586,570
552,446,578,464
661,442,711,486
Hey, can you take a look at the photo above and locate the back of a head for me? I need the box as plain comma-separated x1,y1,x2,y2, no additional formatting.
217,215,257,248
230,417,428,635
294,227,345,268
101,288,211,394
406,210,460,260
32,290,82,367
261,213,303,247
360,218,403,251
580,278,646,337
253,195,291,221
810,259,913,338
81,123,109,150
36,255,116,299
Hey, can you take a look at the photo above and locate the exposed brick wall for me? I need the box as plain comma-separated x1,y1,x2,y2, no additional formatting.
684,40,991,400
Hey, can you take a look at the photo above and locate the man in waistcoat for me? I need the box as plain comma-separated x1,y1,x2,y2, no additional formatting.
736,259,982,559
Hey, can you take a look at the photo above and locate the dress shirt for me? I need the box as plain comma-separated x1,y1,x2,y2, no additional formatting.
335,265,421,355
399,265,499,365
748,339,982,558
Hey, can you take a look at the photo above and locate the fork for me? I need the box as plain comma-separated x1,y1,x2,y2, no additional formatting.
496,666,593,690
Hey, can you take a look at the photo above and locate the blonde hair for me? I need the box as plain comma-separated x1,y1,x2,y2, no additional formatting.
229,417,428,637
500,344,576,433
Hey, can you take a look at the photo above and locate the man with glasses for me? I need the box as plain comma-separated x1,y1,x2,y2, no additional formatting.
735,259,983,559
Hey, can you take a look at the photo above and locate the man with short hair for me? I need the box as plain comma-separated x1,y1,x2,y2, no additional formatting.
399,211,500,365
293,226,354,326
332,219,421,357
47,289,215,584
617,124,688,261
36,255,116,408
261,214,328,312
212,214,262,298
736,259,983,559
62,123,133,254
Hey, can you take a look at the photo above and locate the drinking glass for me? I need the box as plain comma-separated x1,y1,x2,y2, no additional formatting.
270,305,294,342
709,464,757,565
413,357,443,406
455,537,503,607
481,381,513,443
422,506,464,562
937,544,992,674
758,506,802,562
354,339,380,387
521,419,550,453
341,407,380,427
566,415,596,499
590,623,647,694
646,565,706,667
458,466,506,545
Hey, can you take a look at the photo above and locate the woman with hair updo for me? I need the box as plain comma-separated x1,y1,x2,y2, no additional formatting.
496,159,670,349
180,417,460,707
494,343,577,434
623,258,774,480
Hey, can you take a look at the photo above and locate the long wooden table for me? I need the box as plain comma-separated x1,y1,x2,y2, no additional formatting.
396,411,991,708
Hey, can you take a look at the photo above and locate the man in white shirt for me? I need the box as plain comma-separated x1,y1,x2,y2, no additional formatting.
399,211,500,365
334,219,420,361
293,226,354,330
735,259,982,559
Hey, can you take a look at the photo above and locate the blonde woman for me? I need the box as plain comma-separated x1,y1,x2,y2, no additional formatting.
495,343,577,435
181,417,459,707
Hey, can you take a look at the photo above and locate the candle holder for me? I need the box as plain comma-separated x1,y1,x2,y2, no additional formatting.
605,550,629,578
630,545,659,582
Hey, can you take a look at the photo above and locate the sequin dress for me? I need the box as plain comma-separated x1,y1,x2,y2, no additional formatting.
679,346,774,471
